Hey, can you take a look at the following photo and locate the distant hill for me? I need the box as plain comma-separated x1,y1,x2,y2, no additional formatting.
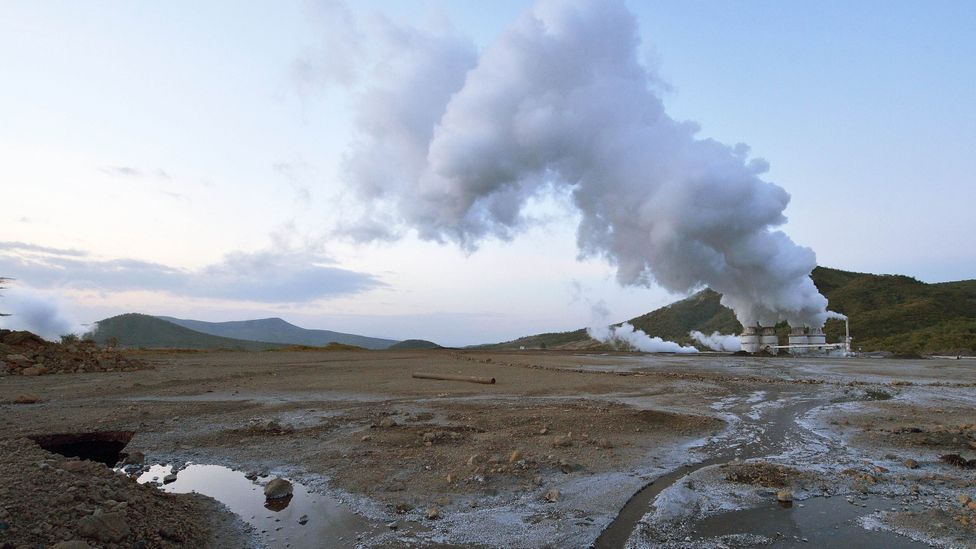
388,339,442,350
156,316,398,350
480,267,976,355
91,314,286,351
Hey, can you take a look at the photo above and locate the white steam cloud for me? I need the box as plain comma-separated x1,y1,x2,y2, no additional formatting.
588,323,698,354
0,286,86,341
327,0,831,328
689,330,742,352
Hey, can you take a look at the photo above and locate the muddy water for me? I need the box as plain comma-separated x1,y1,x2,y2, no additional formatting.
594,389,926,548
136,464,376,548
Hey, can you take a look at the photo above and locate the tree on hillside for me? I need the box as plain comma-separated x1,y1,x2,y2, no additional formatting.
0,277,10,317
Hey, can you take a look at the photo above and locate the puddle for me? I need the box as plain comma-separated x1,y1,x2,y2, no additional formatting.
31,431,134,466
692,495,926,548
134,464,376,547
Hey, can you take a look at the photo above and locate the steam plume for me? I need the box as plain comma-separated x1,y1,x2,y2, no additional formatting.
689,330,742,352
588,323,697,354
337,0,831,328
0,286,85,341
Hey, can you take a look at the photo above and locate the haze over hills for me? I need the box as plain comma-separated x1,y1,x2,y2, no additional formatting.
157,316,398,350
480,267,976,355
91,314,286,351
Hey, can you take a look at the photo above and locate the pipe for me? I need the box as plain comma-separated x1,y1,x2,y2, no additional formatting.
412,372,496,385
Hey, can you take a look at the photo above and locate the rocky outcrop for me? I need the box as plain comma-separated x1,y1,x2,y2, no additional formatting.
0,330,149,376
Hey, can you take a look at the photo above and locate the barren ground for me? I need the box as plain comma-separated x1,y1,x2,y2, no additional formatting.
1,349,974,548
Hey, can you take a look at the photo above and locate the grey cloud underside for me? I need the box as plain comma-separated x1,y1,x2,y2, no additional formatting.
0,242,382,303
336,0,829,327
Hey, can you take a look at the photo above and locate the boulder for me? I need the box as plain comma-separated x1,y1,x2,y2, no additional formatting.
14,394,40,404
776,489,793,503
264,478,293,499
77,511,130,543
545,489,560,503
21,365,48,376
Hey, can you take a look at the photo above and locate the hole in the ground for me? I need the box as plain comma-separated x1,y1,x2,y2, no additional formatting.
30,431,135,466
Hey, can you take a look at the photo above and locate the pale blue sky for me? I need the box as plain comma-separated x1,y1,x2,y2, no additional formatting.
1,1,973,345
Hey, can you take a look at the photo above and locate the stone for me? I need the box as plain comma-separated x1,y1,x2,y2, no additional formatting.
509,449,523,463
5,354,31,367
552,434,573,447
162,473,177,484
426,507,440,520
379,417,397,428
264,478,294,499
466,454,482,467
545,489,560,503
77,511,130,543
956,494,970,505
52,542,93,549
595,438,613,449
904,459,919,469
123,451,145,466
298,514,309,525
61,461,88,473
21,365,48,376
14,394,40,404
776,489,793,503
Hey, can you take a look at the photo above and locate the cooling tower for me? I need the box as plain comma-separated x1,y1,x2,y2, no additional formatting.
789,326,809,355
760,327,779,355
807,326,826,351
740,326,760,353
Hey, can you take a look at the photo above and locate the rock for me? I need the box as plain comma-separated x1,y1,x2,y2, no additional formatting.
446,473,455,483
21,365,48,376
422,431,437,445
379,417,397,428
52,542,93,549
595,438,613,449
360,435,371,442
298,514,309,525
264,478,294,499
5,354,31,367
466,454,482,467
123,451,145,466
77,511,130,543
162,473,177,484
552,434,573,447
538,427,549,435
14,394,40,404
532,475,543,486
509,449,523,463
904,458,919,469
957,494,972,505
245,471,259,481
426,507,440,520
386,521,398,530
545,489,560,503
776,489,793,503
61,461,88,473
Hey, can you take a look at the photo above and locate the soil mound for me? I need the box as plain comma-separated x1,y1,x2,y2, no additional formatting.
0,330,150,376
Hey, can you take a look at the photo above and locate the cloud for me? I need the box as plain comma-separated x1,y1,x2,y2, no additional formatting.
0,241,382,304
99,166,143,177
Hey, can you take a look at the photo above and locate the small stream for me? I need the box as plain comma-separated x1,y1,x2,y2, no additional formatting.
593,389,927,548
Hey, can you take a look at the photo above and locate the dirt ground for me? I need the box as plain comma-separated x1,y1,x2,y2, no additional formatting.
1,349,975,548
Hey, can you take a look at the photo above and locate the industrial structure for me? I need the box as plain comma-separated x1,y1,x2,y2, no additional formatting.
739,317,852,356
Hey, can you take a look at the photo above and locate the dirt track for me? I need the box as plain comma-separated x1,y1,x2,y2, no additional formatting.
2,350,975,547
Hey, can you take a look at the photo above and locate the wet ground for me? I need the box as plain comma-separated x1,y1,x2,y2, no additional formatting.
2,350,974,547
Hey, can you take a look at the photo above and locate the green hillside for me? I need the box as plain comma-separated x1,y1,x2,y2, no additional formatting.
91,313,287,351
387,339,443,350
481,267,976,355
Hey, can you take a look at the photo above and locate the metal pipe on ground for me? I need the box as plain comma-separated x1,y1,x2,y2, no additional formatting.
412,372,496,385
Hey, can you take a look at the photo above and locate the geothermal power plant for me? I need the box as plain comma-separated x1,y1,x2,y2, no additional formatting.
739,317,852,356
